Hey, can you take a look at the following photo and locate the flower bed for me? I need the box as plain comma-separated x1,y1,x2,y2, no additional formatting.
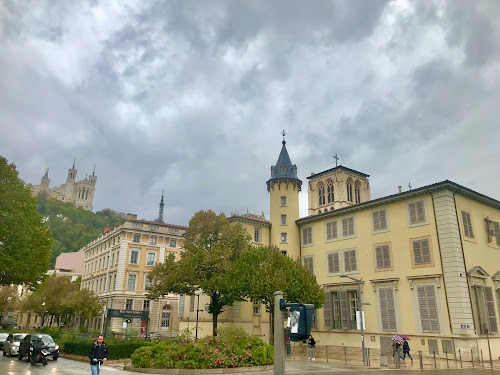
131,327,273,369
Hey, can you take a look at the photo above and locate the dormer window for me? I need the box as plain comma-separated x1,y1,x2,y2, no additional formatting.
280,165,287,173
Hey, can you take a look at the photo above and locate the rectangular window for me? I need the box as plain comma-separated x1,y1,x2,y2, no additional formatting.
149,224,159,230
150,236,157,245
161,311,170,328
372,209,388,232
253,301,261,315
342,217,355,237
417,285,440,332
132,222,142,227
326,220,338,241
379,288,397,331
461,211,474,238
302,227,313,246
375,244,391,269
254,228,260,243
127,274,136,290
189,294,195,312
281,233,287,243
130,250,139,265
344,249,357,272
125,299,133,310
281,196,286,206
281,215,287,225
412,238,432,266
324,290,358,329
144,275,153,291
143,300,150,311
408,200,426,225
474,285,498,333
133,234,141,243
327,252,340,274
302,256,314,273
147,252,156,266
170,239,176,248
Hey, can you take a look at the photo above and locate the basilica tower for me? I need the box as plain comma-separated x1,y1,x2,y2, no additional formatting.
267,132,302,259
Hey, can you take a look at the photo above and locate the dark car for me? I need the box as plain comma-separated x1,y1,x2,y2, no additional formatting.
3,333,28,356
0,333,8,350
18,334,59,361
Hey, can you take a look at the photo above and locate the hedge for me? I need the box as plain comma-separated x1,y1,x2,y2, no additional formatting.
63,338,154,359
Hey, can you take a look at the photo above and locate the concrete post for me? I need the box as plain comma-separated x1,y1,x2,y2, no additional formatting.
274,291,284,375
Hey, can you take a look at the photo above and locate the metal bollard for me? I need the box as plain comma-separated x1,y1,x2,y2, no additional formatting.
325,345,328,362
446,351,449,368
419,350,423,369
459,349,462,368
344,346,347,365
433,351,436,368
471,349,474,368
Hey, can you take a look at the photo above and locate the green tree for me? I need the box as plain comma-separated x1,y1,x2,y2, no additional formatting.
148,210,251,334
0,156,52,286
234,245,324,342
0,286,18,325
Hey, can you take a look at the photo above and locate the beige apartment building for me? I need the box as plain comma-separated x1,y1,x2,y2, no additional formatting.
80,214,187,337
179,136,500,361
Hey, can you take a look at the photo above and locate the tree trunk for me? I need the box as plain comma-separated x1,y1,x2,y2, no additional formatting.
213,312,218,336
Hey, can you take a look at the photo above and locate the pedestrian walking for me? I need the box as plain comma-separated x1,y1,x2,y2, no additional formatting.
306,334,316,361
88,334,108,375
403,340,413,362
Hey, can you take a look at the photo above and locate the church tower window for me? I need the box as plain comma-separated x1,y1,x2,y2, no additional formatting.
354,181,361,204
327,179,334,203
347,179,353,202
280,165,287,173
318,182,326,206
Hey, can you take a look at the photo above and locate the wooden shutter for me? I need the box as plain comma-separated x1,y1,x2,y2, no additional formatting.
373,211,380,231
344,250,356,272
379,287,397,331
461,211,472,238
380,210,387,230
485,287,498,333
485,218,492,243
409,202,417,224
328,252,339,274
350,250,357,271
494,222,500,247
340,291,350,329
323,292,332,329
421,239,431,264
416,201,425,222
418,285,440,332
413,240,422,265
342,218,349,237
376,246,384,269
383,246,391,268
326,221,337,240
376,245,391,269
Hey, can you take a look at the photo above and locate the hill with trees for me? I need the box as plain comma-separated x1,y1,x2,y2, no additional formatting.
36,196,126,264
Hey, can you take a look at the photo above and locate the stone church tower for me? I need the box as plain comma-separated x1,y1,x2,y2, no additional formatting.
30,160,97,211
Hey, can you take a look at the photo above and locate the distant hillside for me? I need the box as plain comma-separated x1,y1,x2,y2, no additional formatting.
36,196,126,264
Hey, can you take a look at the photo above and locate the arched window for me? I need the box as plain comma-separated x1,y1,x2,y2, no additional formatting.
327,179,334,203
318,182,326,206
354,181,361,204
347,179,353,202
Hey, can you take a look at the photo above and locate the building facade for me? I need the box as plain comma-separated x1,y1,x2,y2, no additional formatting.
80,214,187,337
178,136,500,360
30,160,97,210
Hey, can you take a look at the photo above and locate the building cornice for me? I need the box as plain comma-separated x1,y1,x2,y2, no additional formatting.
296,180,500,226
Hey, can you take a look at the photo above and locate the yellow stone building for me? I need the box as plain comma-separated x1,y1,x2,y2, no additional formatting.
81,213,187,337
180,136,500,360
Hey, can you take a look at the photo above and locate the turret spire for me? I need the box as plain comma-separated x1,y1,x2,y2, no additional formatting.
73,158,76,169
92,164,96,176
156,190,165,223
266,132,302,192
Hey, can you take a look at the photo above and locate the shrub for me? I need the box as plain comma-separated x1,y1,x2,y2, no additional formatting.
63,337,154,359
131,329,274,369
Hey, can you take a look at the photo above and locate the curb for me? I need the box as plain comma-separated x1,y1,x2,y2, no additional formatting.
123,365,274,374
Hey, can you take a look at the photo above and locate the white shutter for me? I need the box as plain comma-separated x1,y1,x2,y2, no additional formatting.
373,211,380,231
326,221,338,240
409,202,418,224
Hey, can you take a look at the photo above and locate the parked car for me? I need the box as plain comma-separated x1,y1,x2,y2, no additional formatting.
18,334,59,361
3,333,27,356
0,333,8,351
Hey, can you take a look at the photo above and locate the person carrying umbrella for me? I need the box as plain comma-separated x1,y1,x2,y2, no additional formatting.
391,335,405,361
402,337,412,362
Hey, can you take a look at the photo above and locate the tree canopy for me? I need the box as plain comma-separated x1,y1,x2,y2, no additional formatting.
148,210,251,334
0,156,52,286
0,286,18,325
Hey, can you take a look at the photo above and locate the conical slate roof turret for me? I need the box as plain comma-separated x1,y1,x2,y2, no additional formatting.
266,132,302,192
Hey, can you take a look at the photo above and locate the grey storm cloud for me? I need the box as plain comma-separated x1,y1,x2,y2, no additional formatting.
1,0,499,226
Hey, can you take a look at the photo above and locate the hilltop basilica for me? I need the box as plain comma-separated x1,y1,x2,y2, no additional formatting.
29,160,97,211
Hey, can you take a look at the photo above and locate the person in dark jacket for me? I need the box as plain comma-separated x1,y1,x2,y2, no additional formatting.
403,340,412,362
88,335,108,375
307,335,316,361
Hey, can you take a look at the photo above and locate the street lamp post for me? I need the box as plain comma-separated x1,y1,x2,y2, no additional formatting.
195,293,201,340
41,302,46,328
340,275,370,365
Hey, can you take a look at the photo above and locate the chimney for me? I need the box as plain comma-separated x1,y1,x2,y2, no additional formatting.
398,186,402,193
126,213,138,221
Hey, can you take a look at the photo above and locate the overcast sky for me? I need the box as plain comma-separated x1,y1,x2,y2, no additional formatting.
1,0,499,226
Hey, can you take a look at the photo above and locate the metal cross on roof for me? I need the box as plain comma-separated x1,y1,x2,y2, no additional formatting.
333,153,339,167
281,129,286,139
408,183,412,190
